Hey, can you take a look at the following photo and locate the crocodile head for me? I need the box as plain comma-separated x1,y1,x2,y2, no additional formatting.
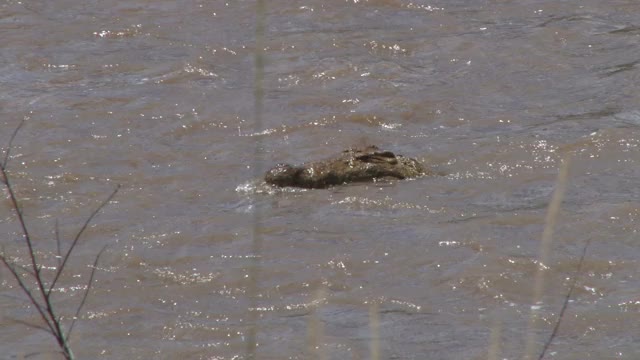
264,164,304,187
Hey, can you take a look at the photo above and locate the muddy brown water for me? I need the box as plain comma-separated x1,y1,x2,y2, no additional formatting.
2,1,640,359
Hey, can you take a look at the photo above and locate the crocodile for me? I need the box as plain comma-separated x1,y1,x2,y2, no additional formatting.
265,145,428,189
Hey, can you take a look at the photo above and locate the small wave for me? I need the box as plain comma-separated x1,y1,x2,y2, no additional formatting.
235,180,305,195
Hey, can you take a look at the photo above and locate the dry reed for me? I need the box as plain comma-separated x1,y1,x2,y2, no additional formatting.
246,0,267,358
523,156,570,360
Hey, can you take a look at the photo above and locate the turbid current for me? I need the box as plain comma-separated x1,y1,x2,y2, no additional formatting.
2,1,640,359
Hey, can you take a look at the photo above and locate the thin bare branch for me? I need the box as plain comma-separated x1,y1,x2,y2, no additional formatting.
67,245,107,340
537,238,592,360
8,317,54,335
1,161,48,312
0,246,36,278
1,121,51,323
0,120,82,360
1,117,26,170
0,254,56,335
49,185,119,293
5,257,38,279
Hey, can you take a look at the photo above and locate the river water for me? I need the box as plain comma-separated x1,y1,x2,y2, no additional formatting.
2,0,640,359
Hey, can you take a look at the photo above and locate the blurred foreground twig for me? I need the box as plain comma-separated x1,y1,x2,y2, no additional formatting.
0,119,119,360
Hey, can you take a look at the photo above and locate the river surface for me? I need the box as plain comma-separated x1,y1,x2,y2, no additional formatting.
2,1,640,359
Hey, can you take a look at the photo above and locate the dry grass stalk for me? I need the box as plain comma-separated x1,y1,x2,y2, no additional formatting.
522,156,570,360
369,302,380,360
307,286,327,360
246,0,266,358
487,315,502,360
